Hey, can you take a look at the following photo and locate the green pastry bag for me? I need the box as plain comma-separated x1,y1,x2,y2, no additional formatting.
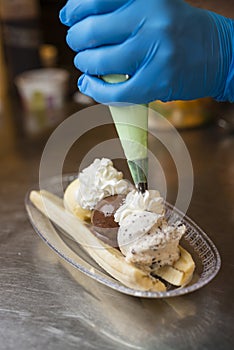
102,74,148,193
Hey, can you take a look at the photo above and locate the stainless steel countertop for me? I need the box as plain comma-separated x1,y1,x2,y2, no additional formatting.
0,103,234,350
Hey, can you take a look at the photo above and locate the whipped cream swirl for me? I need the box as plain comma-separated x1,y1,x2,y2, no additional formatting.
114,189,165,224
77,158,132,210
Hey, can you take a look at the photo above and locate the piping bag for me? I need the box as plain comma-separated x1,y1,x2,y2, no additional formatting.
102,74,148,193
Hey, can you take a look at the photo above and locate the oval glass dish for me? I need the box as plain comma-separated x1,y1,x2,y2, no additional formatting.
25,174,221,298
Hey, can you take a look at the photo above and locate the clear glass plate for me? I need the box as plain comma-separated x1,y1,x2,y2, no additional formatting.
25,174,221,298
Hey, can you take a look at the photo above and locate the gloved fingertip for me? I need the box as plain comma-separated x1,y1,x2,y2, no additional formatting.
59,7,71,26
59,8,66,23
78,74,86,92
66,28,78,51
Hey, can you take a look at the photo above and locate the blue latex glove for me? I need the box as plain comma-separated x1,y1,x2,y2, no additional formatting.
60,0,234,104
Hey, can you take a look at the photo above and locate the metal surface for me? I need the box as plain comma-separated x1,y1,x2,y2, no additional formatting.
0,111,234,349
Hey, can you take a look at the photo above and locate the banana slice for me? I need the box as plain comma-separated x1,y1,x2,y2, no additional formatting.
64,178,91,221
155,246,195,286
30,190,166,292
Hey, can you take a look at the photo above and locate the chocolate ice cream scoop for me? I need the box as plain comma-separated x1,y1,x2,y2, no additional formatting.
91,195,125,247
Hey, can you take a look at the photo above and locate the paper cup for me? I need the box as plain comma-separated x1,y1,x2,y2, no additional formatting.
15,68,69,136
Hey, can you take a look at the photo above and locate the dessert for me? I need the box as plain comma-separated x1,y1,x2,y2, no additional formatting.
63,158,194,288
30,158,195,291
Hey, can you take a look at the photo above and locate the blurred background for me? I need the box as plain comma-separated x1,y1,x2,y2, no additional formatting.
0,4,233,350
0,0,233,156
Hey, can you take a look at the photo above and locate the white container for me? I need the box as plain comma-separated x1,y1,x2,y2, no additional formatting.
15,68,69,136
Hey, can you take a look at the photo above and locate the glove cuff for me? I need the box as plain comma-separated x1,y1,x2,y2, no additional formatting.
212,15,234,103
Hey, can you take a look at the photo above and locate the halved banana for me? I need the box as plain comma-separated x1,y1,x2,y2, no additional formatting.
30,190,166,292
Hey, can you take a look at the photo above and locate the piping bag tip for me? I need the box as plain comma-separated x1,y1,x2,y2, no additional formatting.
137,183,148,193
128,158,148,193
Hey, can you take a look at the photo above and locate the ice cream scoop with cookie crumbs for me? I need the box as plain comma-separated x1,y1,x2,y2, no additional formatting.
115,190,186,273
118,212,186,272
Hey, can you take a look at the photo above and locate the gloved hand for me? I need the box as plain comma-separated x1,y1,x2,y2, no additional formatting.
60,0,234,104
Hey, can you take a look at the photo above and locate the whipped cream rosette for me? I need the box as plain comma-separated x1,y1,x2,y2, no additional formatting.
76,158,131,210
114,189,165,224
102,75,148,193
64,158,132,221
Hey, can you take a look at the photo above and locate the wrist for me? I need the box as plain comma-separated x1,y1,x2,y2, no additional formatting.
208,12,234,102
215,19,234,102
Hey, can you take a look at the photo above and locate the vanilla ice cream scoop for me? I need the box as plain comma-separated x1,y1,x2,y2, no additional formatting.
118,211,186,272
